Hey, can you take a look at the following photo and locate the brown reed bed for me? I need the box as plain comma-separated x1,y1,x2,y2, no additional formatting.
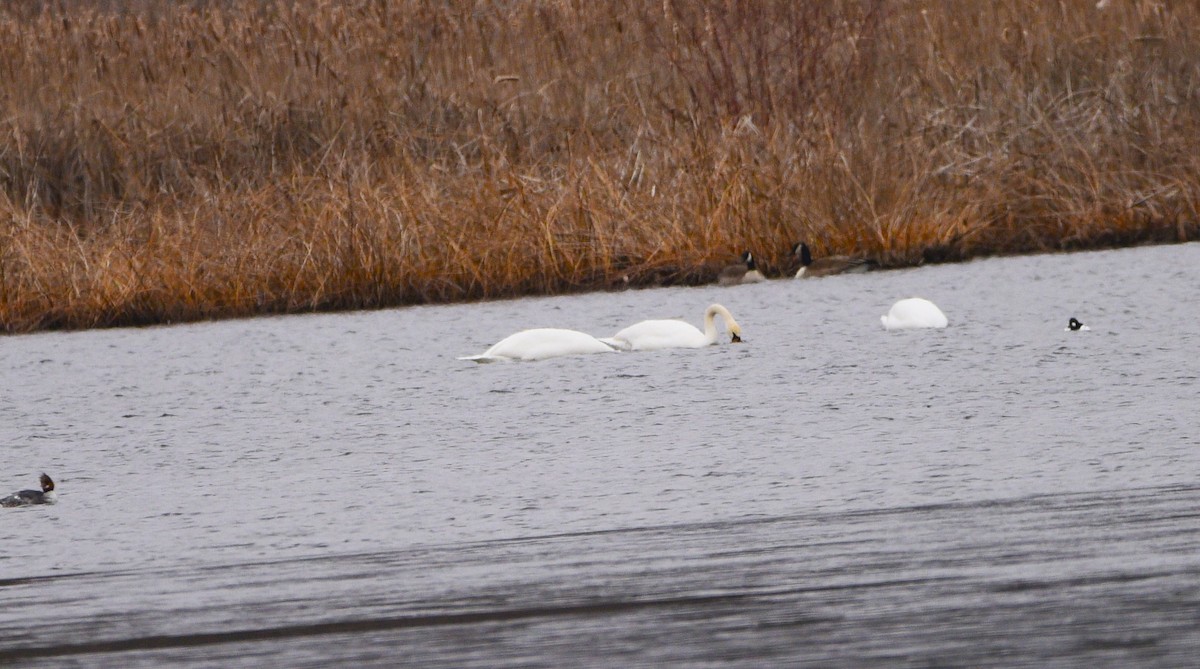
1,0,1197,332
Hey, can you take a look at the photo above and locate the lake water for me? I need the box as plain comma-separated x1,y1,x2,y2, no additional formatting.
2,242,1198,666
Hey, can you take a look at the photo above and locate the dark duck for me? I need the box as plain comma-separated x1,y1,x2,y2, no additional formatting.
2,474,56,507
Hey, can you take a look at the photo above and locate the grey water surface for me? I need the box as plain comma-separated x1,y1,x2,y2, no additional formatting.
1,242,1198,667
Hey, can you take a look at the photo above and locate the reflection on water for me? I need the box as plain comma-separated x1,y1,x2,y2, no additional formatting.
1,243,1198,666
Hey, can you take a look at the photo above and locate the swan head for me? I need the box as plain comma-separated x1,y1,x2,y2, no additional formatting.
728,320,743,343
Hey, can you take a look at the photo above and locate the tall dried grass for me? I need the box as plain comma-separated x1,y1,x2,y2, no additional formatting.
1,0,1196,332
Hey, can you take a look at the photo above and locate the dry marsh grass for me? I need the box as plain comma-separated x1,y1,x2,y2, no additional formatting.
1,0,1197,332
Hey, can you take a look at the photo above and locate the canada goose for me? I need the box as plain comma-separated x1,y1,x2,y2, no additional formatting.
881,298,948,330
600,304,743,350
793,242,874,278
1066,317,1091,331
718,251,766,286
1,474,56,507
459,328,618,363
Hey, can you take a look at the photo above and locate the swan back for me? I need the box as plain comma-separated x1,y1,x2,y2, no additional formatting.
606,319,708,350
880,298,948,330
460,328,617,363
606,303,743,350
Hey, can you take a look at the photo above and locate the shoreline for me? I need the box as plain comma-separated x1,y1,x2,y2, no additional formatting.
3,234,1193,335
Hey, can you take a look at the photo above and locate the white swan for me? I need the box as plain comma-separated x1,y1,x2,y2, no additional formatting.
459,328,618,363
880,298,948,330
601,304,743,350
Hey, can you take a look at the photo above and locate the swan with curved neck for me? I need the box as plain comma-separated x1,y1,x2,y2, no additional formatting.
460,328,618,363
601,304,743,350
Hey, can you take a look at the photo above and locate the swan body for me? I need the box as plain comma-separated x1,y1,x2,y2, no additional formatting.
881,298,948,330
601,304,743,350
794,242,874,278
459,328,617,363
718,251,766,286
1066,317,1091,331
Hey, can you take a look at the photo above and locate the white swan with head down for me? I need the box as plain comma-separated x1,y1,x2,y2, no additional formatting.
459,328,618,363
601,304,743,350
881,298,948,330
